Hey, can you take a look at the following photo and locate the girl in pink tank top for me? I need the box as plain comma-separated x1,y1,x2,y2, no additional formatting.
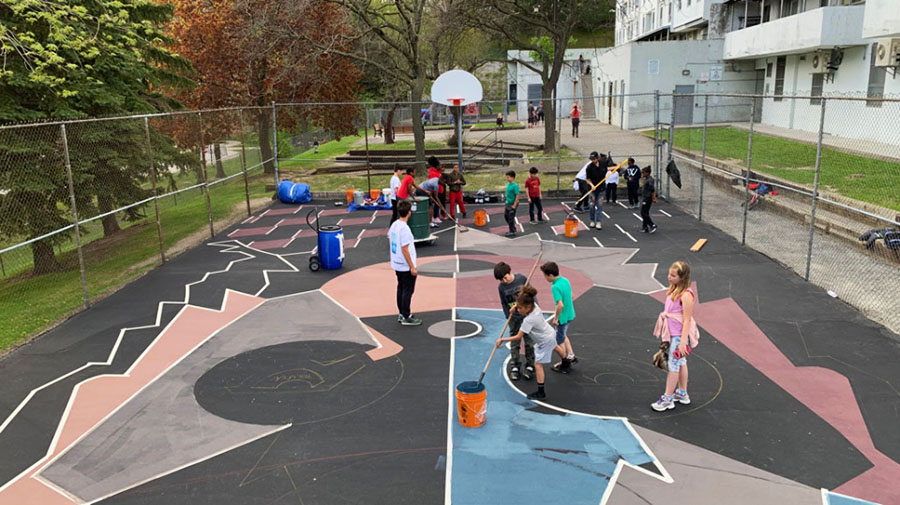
652,261,696,412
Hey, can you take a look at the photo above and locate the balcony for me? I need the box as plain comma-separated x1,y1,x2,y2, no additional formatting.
724,5,865,60
862,0,900,38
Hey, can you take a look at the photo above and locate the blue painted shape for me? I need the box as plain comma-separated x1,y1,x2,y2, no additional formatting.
827,491,881,505
451,308,656,505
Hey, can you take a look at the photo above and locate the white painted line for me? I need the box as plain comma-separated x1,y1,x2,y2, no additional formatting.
659,209,672,217
290,228,303,239
632,213,642,221
444,338,456,505
542,212,550,221
616,201,628,209
353,229,365,248
292,206,304,214
602,211,610,219
614,223,638,243
485,213,490,223
273,218,285,229
552,225,559,236
336,218,343,226
370,211,378,224
593,237,604,248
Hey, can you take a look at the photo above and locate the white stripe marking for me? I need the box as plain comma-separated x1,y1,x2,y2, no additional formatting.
614,223,638,243
632,213,642,221
659,209,672,217
593,237,604,248
602,211,610,219
616,201,628,209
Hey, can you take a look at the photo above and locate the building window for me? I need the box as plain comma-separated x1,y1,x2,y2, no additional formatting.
810,74,824,105
773,56,786,101
867,43,886,107
766,62,773,78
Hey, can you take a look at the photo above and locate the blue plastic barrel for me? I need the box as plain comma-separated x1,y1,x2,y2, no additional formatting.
317,225,344,270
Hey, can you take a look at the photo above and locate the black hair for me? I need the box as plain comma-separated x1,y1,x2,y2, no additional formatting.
641,166,652,175
540,261,559,277
628,157,635,163
505,170,516,179
397,199,412,217
529,167,538,175
516,285,538,309
394,165,403,172
428,156,440,168
493,261,511,280
405,167,415,175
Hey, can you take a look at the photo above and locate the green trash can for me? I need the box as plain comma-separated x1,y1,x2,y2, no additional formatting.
409,196,431,241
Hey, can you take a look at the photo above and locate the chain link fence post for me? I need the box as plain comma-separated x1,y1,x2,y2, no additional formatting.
271,102,279,186
653,91,660,181
198,112,215,238
238,109,251,217
666,98,674,201
698,94,709,221
60,124,90,309
741,98,756,246
143,117,166,264
620,88,625,130
805,98,827,281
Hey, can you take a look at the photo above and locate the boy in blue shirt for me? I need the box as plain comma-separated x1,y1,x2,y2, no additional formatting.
541,262,577,373
504,170,520,237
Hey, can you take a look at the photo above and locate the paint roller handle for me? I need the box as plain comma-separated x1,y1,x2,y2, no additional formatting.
573,158,629,207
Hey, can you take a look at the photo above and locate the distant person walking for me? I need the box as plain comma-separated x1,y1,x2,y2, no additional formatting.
390,200,421,326
640,166,657,234
504,170,520,237
570,102,581,138
624,158,641,209
651,261,699,411
525,167,545,224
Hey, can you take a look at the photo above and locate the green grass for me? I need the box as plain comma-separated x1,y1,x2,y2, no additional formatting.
651,127,900,211
571,30,615,49
472,122,523,130
278,132,364,170
365,140,446,151
0,173,269,351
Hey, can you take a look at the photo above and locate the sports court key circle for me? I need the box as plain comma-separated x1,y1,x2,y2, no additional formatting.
194,340,402,426
427,320,482,339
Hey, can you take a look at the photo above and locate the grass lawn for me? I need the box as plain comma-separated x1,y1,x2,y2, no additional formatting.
0,173,269,352
472,122,523,130
365,140,447,151
653,126,900,211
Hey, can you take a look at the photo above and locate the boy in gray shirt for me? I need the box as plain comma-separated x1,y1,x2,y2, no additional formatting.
494,262,535,380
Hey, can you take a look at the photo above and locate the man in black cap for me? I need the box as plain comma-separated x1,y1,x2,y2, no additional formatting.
584,152,606,229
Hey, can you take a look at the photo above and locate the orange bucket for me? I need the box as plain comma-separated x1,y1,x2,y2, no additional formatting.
370,189,381,200
346,189,355,202
565,215,579,238
456,381,487,428
474,209,487,227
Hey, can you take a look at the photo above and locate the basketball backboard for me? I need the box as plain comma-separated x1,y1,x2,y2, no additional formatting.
431,70,483,106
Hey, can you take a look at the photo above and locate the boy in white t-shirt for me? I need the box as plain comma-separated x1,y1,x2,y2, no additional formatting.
389,200,421,326
390,166,403,224
605,162,620,203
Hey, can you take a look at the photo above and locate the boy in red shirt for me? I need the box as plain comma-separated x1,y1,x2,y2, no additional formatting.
395,167,416,201
427,156,447,220
525,167,545,224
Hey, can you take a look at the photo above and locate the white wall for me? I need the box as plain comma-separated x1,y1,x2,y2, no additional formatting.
758,45,900,145
508,50,582,122
593,39,758,129
672,0,706,31
862,0,900,39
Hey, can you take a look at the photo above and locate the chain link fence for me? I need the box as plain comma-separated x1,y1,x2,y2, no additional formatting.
659,93,900,335
0,107,272,350
2,94,898,349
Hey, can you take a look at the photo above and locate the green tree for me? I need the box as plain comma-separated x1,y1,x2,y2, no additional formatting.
0,0,192,273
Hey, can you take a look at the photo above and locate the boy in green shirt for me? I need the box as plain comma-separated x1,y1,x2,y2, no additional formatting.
504,170,520,237
541,261,577,373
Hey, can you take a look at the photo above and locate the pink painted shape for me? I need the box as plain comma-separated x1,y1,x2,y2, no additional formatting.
695,296,900,505
227,226,275,238
541,204,567,214
277,217,308,227
338,217,373,227
248,238,292,250
362,228,388,238
266,207,300,216
455,254,593,311
0,291,264,505
318,208,347,217
364,325,403,361
489,225,522,235
483,207,506,215
321,256,456,318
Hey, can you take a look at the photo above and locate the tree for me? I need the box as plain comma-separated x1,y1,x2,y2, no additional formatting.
166,0,362,176
318,0,492,174
0,0,192,273
465,0,608,153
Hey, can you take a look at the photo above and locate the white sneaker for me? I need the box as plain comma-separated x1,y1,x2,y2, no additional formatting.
429,222,438,228
651,395,675,411
434,217,442,224
589,221,595,228
673,391,691,404
596,222,602,230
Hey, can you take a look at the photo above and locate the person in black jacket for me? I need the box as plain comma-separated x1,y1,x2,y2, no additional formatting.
585,152,607,230
625,158,641,209
640,166,657,233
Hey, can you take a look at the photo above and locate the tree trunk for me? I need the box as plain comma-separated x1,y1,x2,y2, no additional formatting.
258,111,275,175
410,77,427,177
543,85,557,154
214,143,226,179
31,239,60,276
384,105,399,144
97,192,121,237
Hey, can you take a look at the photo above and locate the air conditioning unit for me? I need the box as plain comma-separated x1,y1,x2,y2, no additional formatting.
811,51,831,74
874,38,900,68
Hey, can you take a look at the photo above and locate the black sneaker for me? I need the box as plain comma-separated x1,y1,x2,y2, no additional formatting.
509,367,520,381
505,232,517,238
650,225,658,234
551,361,571,374
570,356,579,365
522,366,534,380
527,390,546,400
462,212,467,218
401,316,422,326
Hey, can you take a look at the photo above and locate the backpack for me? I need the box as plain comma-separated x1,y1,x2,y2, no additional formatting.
884,231,900,251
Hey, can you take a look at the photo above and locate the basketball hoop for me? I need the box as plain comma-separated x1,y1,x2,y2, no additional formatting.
448,98,464,107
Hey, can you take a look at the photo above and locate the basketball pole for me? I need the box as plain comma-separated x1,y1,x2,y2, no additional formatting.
455,101,464,173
